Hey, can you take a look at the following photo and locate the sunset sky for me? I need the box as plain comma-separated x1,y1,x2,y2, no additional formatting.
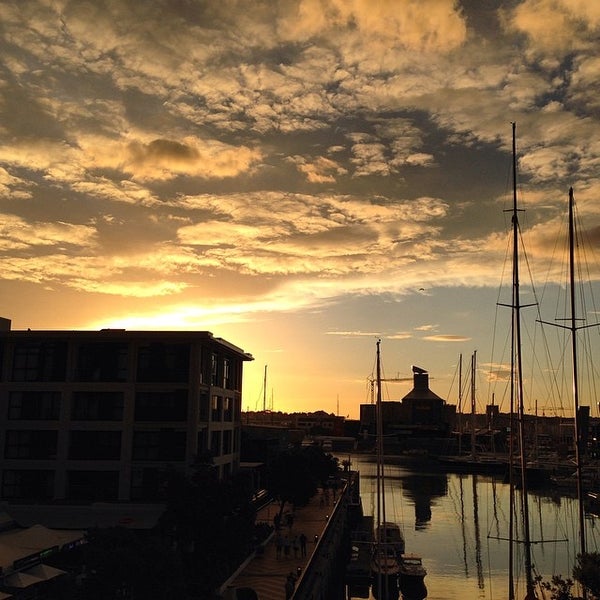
1,0,600,419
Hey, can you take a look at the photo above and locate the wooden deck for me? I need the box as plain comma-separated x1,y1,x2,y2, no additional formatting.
220,487,340,599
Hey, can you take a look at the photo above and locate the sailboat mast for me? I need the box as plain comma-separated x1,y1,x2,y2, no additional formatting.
568,187,586,559
458,353,463,455
511,122,536,600
376,339,383,539
471,351,476,460
263,365,267,412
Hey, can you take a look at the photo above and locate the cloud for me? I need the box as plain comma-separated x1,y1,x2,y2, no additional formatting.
504,0,600,57
277,0,468,53
122,138,263,181
290,155,348,183
423,334,472,342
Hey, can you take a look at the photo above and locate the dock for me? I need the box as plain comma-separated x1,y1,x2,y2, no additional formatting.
220,474,359,599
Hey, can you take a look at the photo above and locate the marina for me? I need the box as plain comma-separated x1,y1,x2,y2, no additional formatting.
345,453,600,600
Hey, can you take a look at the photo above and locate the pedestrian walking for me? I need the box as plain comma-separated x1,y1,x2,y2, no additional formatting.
299,532,307,557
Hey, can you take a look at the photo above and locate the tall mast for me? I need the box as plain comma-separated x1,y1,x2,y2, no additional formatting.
538,187,594,571
263,365,267,412
508,122,536,600
568,187,586,560
470,351,477,461
458,353,463,455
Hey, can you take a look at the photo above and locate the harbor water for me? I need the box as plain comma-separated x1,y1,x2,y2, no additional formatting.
344,453,600,600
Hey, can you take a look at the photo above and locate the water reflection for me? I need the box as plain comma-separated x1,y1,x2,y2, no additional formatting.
401,473,447,530
344,453,598,600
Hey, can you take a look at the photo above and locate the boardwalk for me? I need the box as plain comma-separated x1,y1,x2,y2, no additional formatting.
221,486,339,600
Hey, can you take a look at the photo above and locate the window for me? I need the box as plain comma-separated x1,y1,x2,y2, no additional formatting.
211,430,222,457
130,467,161,501
211,395,222,422
197,429,207,455
67,470,119,501
223,429,232,455
12,341,67,382
72,391,124,421
210,353,218,385
199,391,209,421
4,430,57,459
135,390,188,421
76,342,128,382
132,430,186,461
223,358,230,389
2,470,54,500
8,391,60,420
223,397,233,422
137,343,190,382
69,431,121,460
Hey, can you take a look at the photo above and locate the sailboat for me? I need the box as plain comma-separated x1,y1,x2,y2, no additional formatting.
370,340,401,599
493,122,538,600
539,186,595,576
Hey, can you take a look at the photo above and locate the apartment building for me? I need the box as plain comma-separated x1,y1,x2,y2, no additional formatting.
0,319,253,504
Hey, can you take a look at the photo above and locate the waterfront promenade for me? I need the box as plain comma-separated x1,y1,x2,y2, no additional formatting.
220,486,339,599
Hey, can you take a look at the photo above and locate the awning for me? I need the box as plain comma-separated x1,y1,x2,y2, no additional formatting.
24,563,66,581
3,563,66,588
3,571,43,588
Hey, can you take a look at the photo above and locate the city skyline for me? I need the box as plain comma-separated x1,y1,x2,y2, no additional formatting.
1,1,600,418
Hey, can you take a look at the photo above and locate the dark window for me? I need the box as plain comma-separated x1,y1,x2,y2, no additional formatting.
199,391,209,421
69,431,121,460
76,342,128,381
2,470,54,500
197,429,207,455
12,341,67,382
233,426,240,452
67,470,119,502
130,467,161,501
132,430,186,461
8,391,60,420
211,430,221,456
135,390,188,421
5,430,58,459
137,343,190,382
223,429,232,454
71,391,124,421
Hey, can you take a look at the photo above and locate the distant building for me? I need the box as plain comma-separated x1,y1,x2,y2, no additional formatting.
360,366,456,450
0,320,253,504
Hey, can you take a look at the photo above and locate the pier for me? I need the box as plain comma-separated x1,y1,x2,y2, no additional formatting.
220,471,360,599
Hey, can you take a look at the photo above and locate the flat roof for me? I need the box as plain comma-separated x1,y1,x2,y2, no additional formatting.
0,328,253,360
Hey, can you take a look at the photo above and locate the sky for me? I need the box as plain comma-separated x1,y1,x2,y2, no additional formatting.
1,0,600,419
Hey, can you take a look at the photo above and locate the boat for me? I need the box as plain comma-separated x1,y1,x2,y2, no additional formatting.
501,123,537,600
370,340,401,599
438,352,507,474
398,554,427,600
374,522,405,557
539,185,600,566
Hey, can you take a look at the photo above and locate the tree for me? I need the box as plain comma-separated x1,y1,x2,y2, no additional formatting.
573,552,600,598
81,527,186,600
266,445,340,518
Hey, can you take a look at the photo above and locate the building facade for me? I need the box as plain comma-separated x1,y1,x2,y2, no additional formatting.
0,320,253,503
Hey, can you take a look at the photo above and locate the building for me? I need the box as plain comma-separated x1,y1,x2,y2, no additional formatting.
0,319,253,504
359,366,456,453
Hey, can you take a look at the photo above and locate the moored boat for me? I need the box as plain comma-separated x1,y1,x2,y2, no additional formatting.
398,553,427,600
